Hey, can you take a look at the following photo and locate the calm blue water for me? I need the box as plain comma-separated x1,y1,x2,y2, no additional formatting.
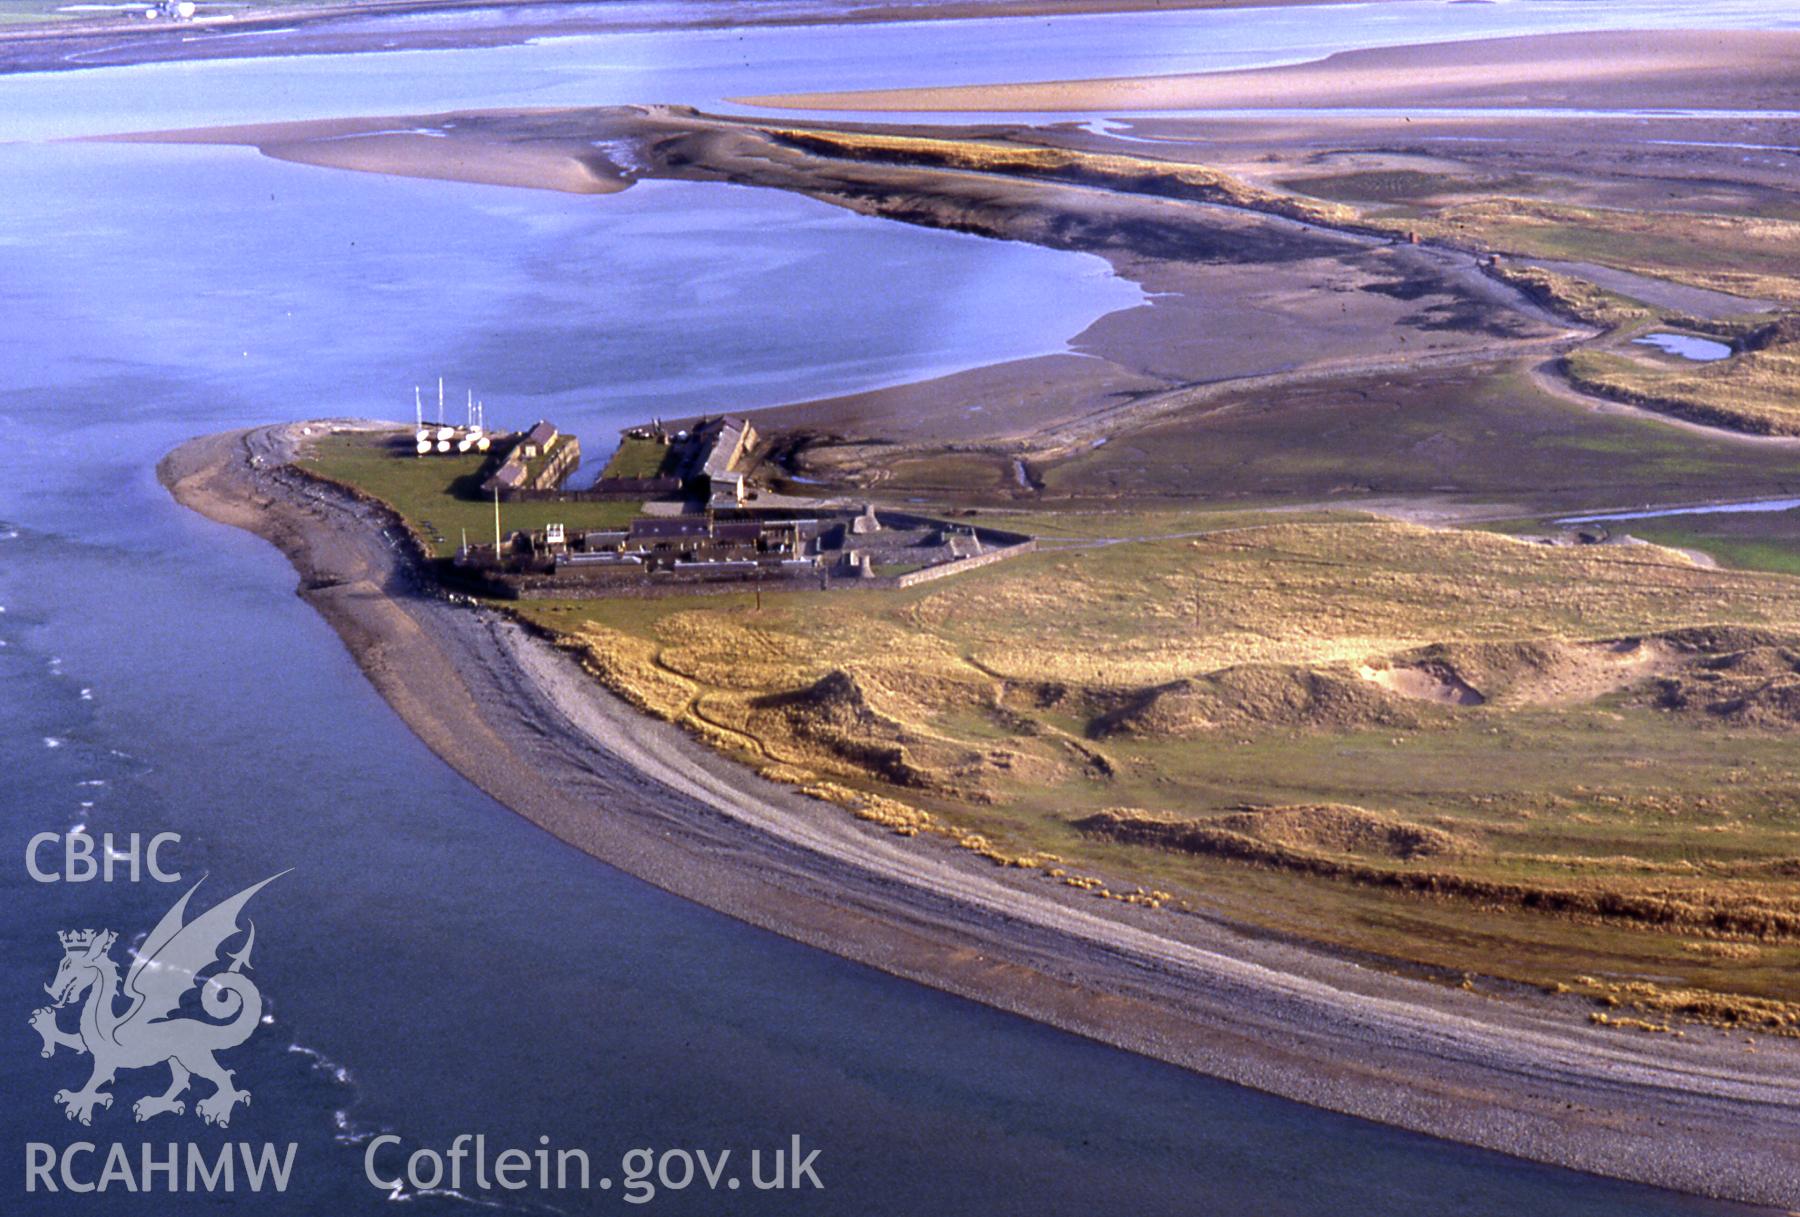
1634,332,1735,362
0,141,1138,455
3,0,1798,138
0,4,1782,1213
1559,498,1800,524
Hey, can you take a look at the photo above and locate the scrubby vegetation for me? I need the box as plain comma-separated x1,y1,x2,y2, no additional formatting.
1564,328,1800,435
1399,199,1800,304
496,519,1800,1013
1484,261,1651,329
763,127,1361,229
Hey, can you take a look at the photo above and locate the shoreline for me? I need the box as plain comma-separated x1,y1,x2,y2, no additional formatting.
116,102,1800,460
116,104,1603,471
161,420,1800,1208
0,0,1423,78
741,29,1800,113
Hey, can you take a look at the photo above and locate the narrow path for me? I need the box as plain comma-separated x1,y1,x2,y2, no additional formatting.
1529,358,1800,450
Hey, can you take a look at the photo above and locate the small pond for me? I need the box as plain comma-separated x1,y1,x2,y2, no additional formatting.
1633,332,1733,361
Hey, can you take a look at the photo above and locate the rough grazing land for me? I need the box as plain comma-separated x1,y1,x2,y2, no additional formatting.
510,522,1800,1019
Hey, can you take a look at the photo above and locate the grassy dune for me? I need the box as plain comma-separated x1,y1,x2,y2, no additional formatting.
764,127,1361,228
1484,262,1651,330
505,519,1800,1020
1565,336,1800,436
1410,200,1800,305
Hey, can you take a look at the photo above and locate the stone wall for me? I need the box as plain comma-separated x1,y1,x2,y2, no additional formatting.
893,539,1038,588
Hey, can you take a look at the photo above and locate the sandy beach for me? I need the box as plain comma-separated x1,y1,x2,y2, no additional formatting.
159,421,1800,1206
743,28,1800,112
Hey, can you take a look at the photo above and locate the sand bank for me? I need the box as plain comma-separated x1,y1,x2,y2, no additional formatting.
117,105,1581,462
0,0,1422,78
742,29,1800,112
261,132,631,194
118,112,638,195
160,421,1800,1206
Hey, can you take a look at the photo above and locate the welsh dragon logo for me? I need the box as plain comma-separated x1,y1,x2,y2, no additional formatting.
29,873,286,1128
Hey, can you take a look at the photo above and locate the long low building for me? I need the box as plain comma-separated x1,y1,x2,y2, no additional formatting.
450,505,1035,597
556,513,822,573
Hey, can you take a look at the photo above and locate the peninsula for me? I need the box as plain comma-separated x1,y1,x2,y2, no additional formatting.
157,23,1800,1206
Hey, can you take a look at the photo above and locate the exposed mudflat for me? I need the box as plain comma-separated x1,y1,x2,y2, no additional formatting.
119,105,1584,477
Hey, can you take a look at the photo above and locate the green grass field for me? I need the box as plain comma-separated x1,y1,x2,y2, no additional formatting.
1625,514,1800,577
300,430,638,557
600,435,677,479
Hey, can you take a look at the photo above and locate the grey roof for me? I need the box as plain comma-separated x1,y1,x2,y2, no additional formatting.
692,414,751,481
700,433,744,479
629,518,712,540
713,521,768,543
